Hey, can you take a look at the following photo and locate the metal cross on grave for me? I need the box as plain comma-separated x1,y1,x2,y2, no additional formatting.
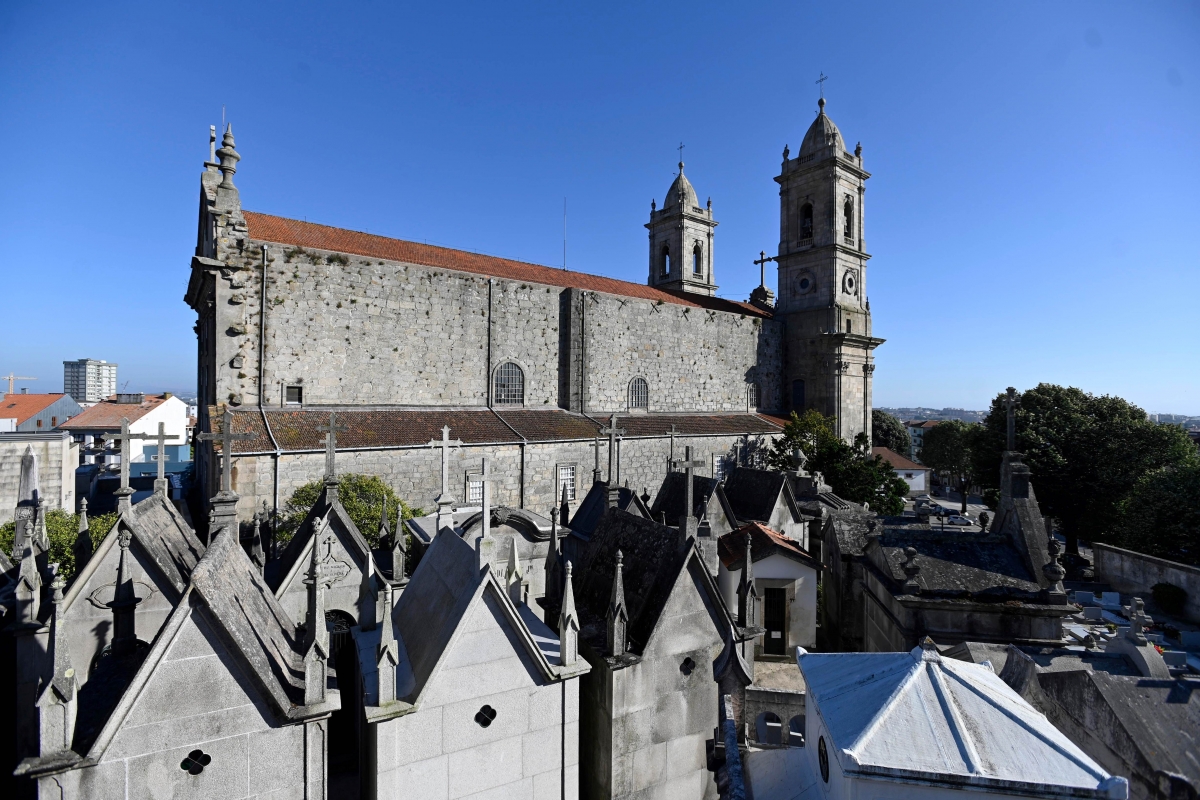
1004,387,1019,451
103,418,151,514
599,415,626,484
428,425,463,508
197,409,255,497
670,446,706,525
316,412,348,483
146,421,181,497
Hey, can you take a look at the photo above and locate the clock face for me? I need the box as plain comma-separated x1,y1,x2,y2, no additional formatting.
842,271,858,295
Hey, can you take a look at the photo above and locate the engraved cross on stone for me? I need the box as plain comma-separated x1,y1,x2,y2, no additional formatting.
147,421,181,496
316,412,348,482
197,409,254,495
1004,387,1019,451
670,446,706,525
428,425,463,508
599,415,625,484
103,418,151,513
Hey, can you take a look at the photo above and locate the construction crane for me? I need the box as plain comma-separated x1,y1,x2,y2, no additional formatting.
2,373,36,394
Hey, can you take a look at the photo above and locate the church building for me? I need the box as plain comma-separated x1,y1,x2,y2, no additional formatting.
184,97,882,526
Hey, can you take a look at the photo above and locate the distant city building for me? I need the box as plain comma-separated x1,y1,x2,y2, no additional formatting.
0,391,83,433
905,419,941,461
62,358,118,405
872,446,930,496
59,392,190,472
877,406,985,424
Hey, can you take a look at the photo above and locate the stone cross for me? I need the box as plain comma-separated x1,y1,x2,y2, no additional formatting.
599,415,625,484
1004,387,1019,452
198,410,254,495
316,413,348,483
671,446,706,525
590,436,603,484
1127,598,1150,644
146,421,181,496
753,251,775,289
103,418,151,514
428,425,463,508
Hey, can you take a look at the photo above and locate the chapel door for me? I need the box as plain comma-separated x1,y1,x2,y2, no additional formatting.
764,588,787,655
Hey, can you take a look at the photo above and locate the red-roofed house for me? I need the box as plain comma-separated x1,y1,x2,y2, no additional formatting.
718,522,822,653
0,391,83,433
873,446,932,496
59,393,190,470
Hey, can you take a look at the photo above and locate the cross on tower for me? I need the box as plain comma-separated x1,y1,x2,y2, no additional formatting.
197,409,255,496
428,425,464,508
316,412,348,482
146,421,181,496
670,446,706,526
1004,387,1019,451
103,418,152,514
753,251,776,289
677,142,685,166
816,72,828,98
599,415,626,484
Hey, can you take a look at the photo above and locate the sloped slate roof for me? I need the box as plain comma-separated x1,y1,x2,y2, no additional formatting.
874,530,1041,597
244,211,769,317
121,492,205,592
218,408,781,454
649,471,718,525
721,466,789,523
800,645,1116,793
569,482,650,539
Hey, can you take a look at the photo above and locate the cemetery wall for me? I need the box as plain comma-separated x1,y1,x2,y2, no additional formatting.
210,242,781,413
1093,543,1200,623
0,432,78,524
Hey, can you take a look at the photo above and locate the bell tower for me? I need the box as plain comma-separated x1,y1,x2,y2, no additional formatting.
775,98,883,442
646,162,718,296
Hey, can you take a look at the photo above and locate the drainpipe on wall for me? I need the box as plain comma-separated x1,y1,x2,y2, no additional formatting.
486,279,494,408
257,245,282,524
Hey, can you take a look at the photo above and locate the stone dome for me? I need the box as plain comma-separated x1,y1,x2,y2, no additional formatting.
662,163,699,211
799,97,845,157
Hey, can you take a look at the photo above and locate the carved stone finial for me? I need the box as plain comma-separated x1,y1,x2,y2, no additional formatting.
607,550,629,657
559,560,580,667
216,124,240,190
903,546,921,594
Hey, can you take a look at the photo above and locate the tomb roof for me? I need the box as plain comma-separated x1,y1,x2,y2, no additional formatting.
720,466,792,523
568,483,649,539
718,522,820,571
243,211,769,317
649,471,718,526
868,528,1043,598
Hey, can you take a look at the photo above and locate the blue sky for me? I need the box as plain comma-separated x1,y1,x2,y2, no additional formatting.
1,1,1197,414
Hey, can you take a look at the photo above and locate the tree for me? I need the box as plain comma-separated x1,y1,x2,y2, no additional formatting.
918,419,981,514
973,384,1199,554
872,410,911,455
1109,462,1200,567
277,474,421,549
766,410,909,516
0,509,119,580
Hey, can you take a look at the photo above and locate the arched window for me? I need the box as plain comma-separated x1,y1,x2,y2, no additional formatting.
843,197,854,242
756,712,783,745
661,245,671,277
494,362,524,405
747,383,760,409
692,245,702,275
628,377,649,410
800,203,814,241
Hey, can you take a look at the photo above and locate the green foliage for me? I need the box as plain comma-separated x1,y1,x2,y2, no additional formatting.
1110,461,1200,567
766,410,909,516
0,509,118,580
1151,582,1188,615
871,410,911,455
982,488,1001,511
919,419,983,514
277,474,420,549
973,384,1199,550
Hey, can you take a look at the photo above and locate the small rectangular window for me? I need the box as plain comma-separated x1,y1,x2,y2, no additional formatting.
466,474,483,504
51,417,57,426
36,419,43,428
558,464,577,502
285,385,303,405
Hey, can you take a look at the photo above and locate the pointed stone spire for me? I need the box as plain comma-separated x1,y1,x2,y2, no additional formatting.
303,525,330,705
607,550,629,657
388,495,408,585
360,548,377,631
14,521,42,627
505,536,525,606
376,580,399,705
73,498,93,575
216,124,240,190
736,532,758,628
544,508,562,614
246,511,266,574
559,560,580,667
378,494,391,544
109,529,142,655
39,574,78,755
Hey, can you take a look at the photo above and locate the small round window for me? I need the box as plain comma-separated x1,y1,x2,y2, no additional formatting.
679,657,696,676
818,735,829,782
799,278,811,290
181,749,212,775
474,705,497,728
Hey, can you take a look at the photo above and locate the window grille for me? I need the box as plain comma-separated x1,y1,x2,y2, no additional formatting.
494,362,524,405
466,476,483,504
558,465,577,502
628,377,649,410
747,383,759,409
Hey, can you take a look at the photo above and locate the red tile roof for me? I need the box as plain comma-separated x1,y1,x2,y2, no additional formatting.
718,521,820,570
243,211,770,318
59,394,168,431
216,408,783,454
872,446,926,471
0,393,69,425
906,420,941,429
